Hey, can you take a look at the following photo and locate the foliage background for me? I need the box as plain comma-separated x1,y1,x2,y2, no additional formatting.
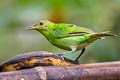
0,0,120,63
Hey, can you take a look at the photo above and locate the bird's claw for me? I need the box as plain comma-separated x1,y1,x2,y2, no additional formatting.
58,53,65,61
74,60,80,64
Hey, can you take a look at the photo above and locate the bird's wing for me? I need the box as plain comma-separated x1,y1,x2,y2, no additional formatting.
53,24,95,39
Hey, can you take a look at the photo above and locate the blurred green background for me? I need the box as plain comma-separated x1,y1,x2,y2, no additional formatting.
0,0,120,63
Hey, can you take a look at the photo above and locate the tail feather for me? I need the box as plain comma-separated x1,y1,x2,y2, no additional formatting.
87,31,117,43
99,31,117,37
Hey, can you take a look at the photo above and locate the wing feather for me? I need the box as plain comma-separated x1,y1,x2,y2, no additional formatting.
53,24,95,39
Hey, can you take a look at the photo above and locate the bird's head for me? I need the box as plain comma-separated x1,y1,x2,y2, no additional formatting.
26,20,54,32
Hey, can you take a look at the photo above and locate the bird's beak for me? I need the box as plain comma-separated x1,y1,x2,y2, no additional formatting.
25,25,37,30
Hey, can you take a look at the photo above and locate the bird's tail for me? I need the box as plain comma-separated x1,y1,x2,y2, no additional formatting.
97,31,117,38
88,31,117,43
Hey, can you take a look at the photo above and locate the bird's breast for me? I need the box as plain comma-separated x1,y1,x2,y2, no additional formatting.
46,36,90,51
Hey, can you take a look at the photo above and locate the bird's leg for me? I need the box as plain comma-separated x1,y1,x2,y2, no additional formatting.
58,48,76,61
75,48,86,62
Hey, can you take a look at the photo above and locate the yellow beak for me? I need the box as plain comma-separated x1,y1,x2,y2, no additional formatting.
25,25,37,30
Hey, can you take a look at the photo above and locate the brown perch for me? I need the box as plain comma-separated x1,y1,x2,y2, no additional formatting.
0,51,120,80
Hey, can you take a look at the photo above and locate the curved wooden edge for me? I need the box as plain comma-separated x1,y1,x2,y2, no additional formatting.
80,61,120,69
0,61,120,80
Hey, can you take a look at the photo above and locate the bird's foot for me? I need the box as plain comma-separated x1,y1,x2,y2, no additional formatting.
57,53,65,61
74,60,80,64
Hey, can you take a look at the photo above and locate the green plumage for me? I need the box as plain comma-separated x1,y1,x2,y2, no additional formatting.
26,20,117,62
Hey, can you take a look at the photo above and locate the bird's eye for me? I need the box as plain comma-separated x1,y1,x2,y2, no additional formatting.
40,22,44,25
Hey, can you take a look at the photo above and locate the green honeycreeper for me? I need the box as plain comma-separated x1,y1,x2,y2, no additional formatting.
26,20,117,62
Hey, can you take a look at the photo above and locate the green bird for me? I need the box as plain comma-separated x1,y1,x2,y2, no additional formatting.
26,20,117,62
